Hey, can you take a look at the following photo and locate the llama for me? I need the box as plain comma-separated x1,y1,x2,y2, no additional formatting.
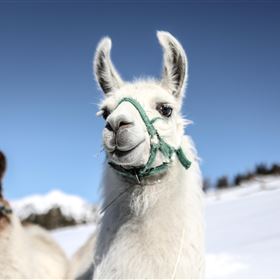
0,151,69,279
72,31,205,279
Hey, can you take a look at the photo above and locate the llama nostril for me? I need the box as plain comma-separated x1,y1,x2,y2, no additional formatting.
105,122,114,132
106,114,134,132
118,121,133,129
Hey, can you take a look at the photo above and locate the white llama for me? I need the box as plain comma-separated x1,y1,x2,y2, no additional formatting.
0,151,69,279
72,31,205,279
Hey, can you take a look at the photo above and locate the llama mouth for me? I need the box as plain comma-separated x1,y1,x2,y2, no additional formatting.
113,148,134,158
112,141,143,157
109,139,146,166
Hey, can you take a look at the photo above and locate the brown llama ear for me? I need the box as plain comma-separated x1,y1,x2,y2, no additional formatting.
0,151,6,182
0,151,7,198
94,37,124,94
157,31,188,100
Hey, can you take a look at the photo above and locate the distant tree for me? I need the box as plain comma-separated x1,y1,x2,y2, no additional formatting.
234,171,255,186
255,163,270,175
202,178,211,192
270,163,280,175
216,176,229,189
234,174,242,186
244,172,254,181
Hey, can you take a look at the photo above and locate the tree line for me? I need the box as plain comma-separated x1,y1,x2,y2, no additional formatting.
203,162,280,192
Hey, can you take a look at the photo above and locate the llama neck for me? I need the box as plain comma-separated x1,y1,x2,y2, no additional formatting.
102,163,183,218
0,215,31,278
94,140,204,278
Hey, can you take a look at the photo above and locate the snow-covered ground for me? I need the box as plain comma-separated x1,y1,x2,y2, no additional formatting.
205,176,280,278
51,176,280,278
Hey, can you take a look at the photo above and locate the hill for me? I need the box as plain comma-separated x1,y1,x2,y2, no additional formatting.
11,190,98,229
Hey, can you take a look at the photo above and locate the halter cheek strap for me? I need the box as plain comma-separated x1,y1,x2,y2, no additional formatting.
0,202,13,215
108,97,191,182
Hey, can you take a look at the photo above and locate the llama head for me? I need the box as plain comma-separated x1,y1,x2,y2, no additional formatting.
94,31,189,173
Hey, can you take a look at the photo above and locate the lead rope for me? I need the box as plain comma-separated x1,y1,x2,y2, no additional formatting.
108,97,191,182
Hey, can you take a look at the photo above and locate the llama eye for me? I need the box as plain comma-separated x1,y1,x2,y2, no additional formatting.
157,104,173,118
102,108,110,120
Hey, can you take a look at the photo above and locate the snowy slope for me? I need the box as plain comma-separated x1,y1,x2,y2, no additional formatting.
205,176,280,278
52,177,280,278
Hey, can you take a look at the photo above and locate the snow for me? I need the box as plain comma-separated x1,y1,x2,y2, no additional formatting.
205,176,280,278
50,176,280,278
11,190,96,223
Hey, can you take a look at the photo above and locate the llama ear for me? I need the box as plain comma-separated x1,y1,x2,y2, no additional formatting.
0,151,6,181
157,31,188,99
94,37,124,94
0,151,6,197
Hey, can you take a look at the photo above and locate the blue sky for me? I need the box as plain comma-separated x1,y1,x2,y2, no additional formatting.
0,1,279,202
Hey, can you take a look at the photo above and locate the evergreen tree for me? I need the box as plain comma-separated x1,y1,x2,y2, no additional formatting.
234,174,242,186
203,178,211,192
270,164,280,175
255,163,270,175
216,176,229,189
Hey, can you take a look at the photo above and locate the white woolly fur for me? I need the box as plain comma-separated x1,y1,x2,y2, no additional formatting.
71,31,205,279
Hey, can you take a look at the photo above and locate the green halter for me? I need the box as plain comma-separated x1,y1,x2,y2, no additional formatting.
108,97,191,182
0,202,13,215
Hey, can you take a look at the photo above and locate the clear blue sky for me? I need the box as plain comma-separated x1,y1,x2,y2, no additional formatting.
0,1,279,202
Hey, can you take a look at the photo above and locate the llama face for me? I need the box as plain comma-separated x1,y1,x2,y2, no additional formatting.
94,32,188,169
99,82,186,168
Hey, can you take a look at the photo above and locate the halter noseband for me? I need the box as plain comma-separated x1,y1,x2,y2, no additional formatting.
108,97,191,183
